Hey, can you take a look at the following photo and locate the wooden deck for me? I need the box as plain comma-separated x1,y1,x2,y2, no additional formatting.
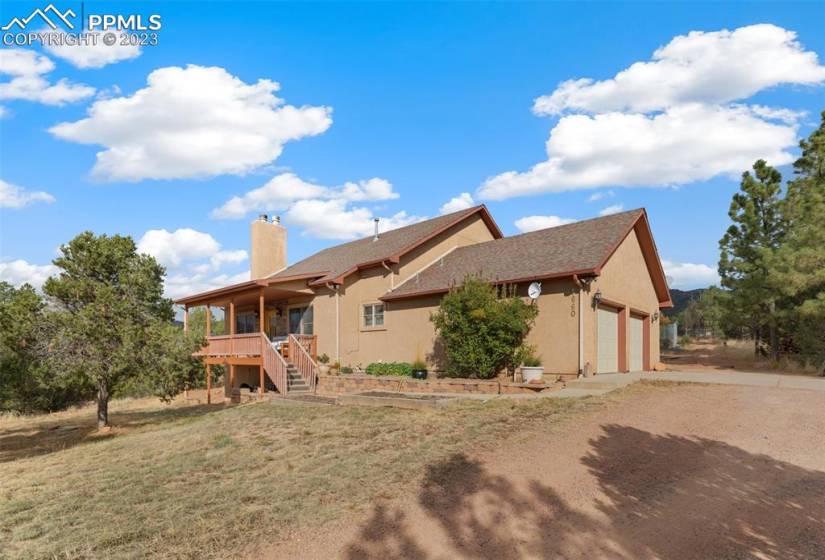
195,333,318,398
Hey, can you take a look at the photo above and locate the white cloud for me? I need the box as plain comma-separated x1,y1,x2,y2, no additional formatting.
136,228,250,298
439,192,475,214
42,30,141,69
0,179,56,208
599,204,624,217
211,174,399,220
514,215,576,233
662,259,720,290
212,172,415,240
587,190,614,202
0,259,58,289
165,271,250,300
478,104,797,199
747,104,807,125
211,173,329,219
479,24,823,201
533,24,825,115
49,65,332,181
0,49,95,106
285,198,423,240
339,178,399,202
136,228,247,271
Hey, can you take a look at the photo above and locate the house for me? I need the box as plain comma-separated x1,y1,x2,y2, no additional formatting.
175,206,672,399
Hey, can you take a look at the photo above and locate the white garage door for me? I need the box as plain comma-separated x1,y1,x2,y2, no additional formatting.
629,316,644,371
597,307,619,374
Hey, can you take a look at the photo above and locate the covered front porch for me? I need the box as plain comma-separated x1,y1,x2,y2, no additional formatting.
180,282,318,403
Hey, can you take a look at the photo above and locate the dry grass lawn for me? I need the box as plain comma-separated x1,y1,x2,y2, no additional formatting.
664,339,822,375
0,390,617,559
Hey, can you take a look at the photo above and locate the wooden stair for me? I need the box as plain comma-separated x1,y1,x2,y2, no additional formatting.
286,364,310,393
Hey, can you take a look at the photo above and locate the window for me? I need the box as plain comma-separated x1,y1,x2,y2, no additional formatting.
288,306,313,335
363,303,384,328
235,313,257,334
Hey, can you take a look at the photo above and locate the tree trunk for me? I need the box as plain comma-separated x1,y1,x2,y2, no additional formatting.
753,326,761,357
768,301,779,361
97,381,110,429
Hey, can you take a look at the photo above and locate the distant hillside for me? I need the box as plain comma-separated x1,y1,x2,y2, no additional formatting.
665,288,706,317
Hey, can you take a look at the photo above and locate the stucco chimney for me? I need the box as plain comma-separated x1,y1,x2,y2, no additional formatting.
250,214,286,279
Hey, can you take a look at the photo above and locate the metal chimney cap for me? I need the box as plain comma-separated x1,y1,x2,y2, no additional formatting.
273,215,281,224
258,213,268,221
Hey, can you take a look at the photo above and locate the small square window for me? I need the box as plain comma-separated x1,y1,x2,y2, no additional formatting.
363,303,384,328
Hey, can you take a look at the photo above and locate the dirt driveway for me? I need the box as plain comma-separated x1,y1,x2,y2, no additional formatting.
271,383,825,559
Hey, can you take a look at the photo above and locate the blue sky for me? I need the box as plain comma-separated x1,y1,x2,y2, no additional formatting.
1,1,824,297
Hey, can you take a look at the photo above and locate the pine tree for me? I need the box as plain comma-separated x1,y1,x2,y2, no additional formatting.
769,111,825,370
718,159,785,357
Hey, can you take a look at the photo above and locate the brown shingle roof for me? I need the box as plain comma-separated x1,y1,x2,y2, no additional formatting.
269,205,502,286
382,209,646,300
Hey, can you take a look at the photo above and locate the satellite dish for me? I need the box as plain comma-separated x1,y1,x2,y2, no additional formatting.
528,282,542,300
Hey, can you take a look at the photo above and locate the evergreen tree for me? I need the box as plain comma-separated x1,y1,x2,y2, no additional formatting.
0,282,91,412
42,232,204,428
718,159,785,357
769,111,825,370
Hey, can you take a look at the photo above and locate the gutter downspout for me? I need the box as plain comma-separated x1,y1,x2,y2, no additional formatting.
573,274,585,377
326,282,340,362
381,260,394,289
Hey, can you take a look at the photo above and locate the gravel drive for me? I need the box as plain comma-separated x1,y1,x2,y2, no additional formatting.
269,383,825,559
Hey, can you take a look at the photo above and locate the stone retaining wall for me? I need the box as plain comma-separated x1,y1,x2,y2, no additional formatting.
316,374,562,396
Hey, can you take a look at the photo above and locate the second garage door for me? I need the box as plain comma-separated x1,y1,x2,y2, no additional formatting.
629,315,644,371
597,307,619,373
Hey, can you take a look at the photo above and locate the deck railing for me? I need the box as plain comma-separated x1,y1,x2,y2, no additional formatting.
261,333,289,393
289,334,318,391
291,334,317,359
199,333,262,356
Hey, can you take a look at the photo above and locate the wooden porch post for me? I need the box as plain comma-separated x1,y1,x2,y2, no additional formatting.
259,289,265,398
229,300,235,355
183,305,189,333
259,289,265,333
206,363,212,404
205,305,211,337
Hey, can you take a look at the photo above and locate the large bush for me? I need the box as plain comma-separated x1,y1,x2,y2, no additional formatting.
430,276,538,379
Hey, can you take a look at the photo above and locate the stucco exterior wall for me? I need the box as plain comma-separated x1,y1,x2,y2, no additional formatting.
583,226,662,371
307,214,496,366
523,279,580,374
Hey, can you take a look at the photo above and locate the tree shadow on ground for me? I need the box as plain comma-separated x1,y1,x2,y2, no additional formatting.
345,425,825,559
0,403,226,463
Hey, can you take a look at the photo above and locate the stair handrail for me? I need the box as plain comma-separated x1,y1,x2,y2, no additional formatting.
288,334,318,392
261,332,290,394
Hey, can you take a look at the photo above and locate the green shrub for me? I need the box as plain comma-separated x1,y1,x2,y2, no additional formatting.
430,276,538,379
365,362,413,377
340,366,353,374
318,353,330,364
522,351,542,367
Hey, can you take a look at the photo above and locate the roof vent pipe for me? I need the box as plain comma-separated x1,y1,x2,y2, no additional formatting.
373,218,380,242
